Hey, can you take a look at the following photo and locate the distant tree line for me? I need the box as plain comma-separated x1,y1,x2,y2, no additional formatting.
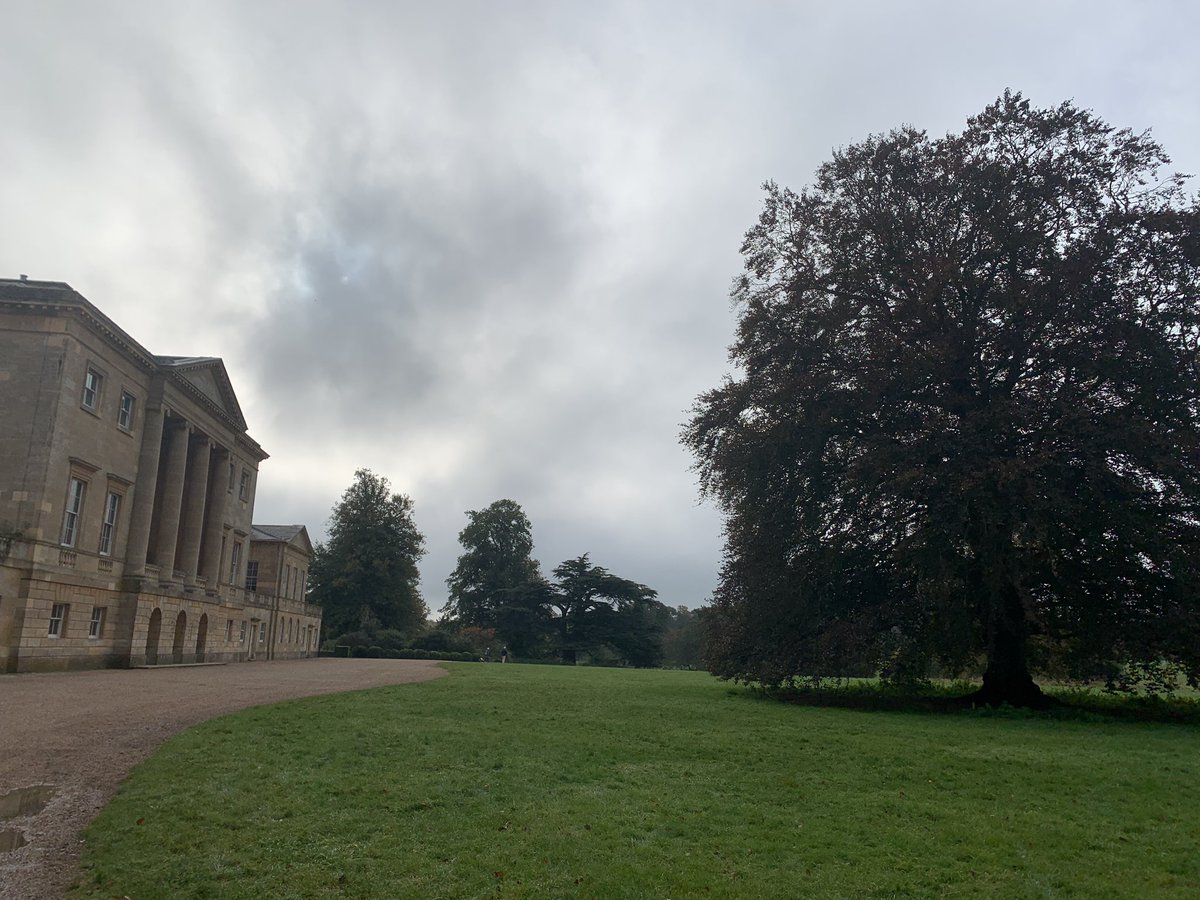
441,499,679,666
308,474,705,667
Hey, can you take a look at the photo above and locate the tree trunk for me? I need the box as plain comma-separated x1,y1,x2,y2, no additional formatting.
959,498,1052,709
965,580,1051,709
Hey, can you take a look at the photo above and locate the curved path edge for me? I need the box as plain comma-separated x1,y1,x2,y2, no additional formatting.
0,658,448,899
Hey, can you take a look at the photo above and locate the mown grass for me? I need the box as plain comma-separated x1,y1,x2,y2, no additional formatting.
76,665,1199,898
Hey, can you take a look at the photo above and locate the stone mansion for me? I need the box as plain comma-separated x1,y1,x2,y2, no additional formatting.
0,277,323,672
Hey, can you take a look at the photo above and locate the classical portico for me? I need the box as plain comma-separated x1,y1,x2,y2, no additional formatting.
120,360,267,596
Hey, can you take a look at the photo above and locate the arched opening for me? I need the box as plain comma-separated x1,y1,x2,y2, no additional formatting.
196,613,208,663
145,608,162,665
172,611,187,664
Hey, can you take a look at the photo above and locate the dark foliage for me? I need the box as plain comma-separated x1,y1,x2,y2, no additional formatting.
685,92,1200,705
329,628,411,653
442,502,665,666
762,680,1200,726
309,469,427,637
543,555,663,665
411,628,475,654
444,499,547,656
660,605,707,668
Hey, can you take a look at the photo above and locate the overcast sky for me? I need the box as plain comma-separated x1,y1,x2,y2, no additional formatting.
3,1,1198,612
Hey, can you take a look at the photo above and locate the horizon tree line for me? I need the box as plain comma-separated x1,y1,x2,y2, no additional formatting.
308,473,695,666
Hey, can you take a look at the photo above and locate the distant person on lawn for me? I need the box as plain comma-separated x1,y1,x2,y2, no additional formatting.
501,646,509,663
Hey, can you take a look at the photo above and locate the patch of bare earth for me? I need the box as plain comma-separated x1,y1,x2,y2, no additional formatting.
0,658,447,899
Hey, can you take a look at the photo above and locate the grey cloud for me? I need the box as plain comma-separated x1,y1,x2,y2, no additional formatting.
4,0,1199,612
245,137,598,432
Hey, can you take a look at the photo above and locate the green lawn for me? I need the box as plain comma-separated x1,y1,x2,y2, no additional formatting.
75,665,1199,898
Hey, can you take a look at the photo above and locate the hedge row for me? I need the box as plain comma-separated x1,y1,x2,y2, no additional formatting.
339,646,479,662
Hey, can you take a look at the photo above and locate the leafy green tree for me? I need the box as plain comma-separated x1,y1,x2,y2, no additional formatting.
309,468,427,637
444,499,547,656
544,555,660,664
491,580,557,659
686,92,1200,706
661,606,706,668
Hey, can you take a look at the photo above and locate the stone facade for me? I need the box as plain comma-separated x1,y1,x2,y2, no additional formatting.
0,276,322,672
246,525,322,660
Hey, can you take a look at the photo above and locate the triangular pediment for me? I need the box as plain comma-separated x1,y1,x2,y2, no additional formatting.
156,356,248,431
251,525,314,558
290,526,314,556
183,366,225,408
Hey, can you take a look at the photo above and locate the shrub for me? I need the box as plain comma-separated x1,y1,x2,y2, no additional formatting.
326,628,415,654
412,629,473,654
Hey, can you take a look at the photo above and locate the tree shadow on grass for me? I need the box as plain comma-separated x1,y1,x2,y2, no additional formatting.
749,682,1200,726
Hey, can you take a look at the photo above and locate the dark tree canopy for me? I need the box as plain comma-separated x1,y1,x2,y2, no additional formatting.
441,503,663,665
685,92,1200,705
444,499,544,656
543,555,662,665
309,468,427,636
661,605,706,669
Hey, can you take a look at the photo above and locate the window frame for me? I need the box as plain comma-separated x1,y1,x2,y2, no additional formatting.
229,540,242,584
61,477,87,547
245,560,259,592
238,468,251,501
81,366,104,412
117,390,137,431
97,490,121,556
88,606,106,639
48,603,69,638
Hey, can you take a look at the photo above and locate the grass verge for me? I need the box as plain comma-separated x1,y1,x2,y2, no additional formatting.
75,665,1199,898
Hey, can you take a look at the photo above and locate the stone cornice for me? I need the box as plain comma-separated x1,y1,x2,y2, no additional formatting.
235,431,269,462
0,292,158,371
165,367,250,436
0,283,269,461
3,282,270,462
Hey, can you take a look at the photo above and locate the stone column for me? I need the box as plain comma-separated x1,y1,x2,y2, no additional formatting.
153,417,190,585
198,447,228,595
178,435,212,588
124,403,165,577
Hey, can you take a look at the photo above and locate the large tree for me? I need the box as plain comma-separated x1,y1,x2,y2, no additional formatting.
309,468,427,636
544,555,661,665
685,92,1200,706
444,499,545,656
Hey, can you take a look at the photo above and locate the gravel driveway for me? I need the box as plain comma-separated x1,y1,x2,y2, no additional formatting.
0,658,448,899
